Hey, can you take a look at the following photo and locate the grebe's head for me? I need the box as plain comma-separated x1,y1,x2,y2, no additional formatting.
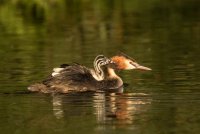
111,53,151,71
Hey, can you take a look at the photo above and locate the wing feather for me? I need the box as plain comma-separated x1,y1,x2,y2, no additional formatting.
43,64,96,87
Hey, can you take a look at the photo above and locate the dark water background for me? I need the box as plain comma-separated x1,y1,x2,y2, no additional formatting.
0,0,200,134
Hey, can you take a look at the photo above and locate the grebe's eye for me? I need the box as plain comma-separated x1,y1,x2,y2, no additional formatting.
129,61,135,66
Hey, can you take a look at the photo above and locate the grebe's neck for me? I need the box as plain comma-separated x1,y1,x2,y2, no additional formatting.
93,64,104,80
94,66,123,90
106,67,118,78
92,55,107,81
104,67,123,88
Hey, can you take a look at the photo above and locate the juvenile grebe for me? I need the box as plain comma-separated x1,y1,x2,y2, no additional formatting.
52,55,111,81
28,53,151,93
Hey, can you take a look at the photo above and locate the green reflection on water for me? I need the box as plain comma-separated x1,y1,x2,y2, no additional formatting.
0,0,200,134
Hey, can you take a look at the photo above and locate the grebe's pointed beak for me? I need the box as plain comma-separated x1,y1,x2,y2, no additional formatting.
130,62,152,71
136,65,152,71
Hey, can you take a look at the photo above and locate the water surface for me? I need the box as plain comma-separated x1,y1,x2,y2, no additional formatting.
0,0,200,134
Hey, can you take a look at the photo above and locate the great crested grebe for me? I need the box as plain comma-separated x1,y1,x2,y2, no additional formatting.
28,53,151,93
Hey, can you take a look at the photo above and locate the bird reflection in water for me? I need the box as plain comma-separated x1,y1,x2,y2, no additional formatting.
52,88,152,128
93,88,152,128
52,95,64,119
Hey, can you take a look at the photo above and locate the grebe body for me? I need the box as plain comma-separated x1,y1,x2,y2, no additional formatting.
28,53,151,93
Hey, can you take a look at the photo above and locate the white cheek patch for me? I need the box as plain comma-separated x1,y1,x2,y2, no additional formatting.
125,61,136,70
